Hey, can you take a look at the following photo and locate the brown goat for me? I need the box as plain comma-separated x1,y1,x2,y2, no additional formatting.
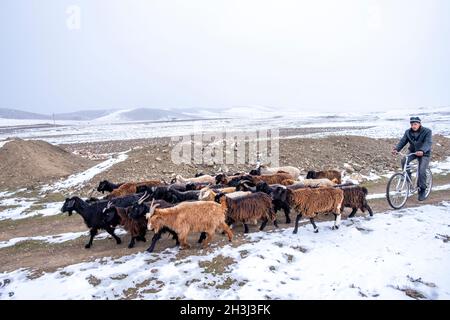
338,185,373,217
107,180,163,199
115,206,147,248
247,172,293,185
306,170,342,184
287,187,344,234
218,192,277,233
215,173,246,185
146,200,233,249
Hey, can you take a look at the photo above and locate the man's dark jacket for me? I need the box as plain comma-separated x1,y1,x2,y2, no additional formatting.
395,126,432,156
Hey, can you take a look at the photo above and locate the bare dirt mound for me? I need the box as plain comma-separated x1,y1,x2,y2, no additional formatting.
0,138,95,189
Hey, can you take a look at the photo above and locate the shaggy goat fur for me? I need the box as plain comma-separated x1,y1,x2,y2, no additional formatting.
104,206,147,248
241,172,293,186
146,201,233,250
287,187,344,234
337,185,373,217
96,180,124,193
106,180,164,199
218,192,277,233
306,170,342,184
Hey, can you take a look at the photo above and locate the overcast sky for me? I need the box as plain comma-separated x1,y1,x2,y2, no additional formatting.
1,0,449,114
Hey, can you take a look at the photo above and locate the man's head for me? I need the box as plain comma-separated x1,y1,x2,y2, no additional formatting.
410,116,421,131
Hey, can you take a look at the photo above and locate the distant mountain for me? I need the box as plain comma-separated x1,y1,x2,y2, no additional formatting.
0,106,281,122
54,109,117,121
0,108,51,120
93,108,199,122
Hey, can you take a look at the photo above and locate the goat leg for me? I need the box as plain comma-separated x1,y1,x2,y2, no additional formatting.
105,226,122,244
128,236,136,249
259,219,268,231
283,204,291,224
348,207,358,218
167,229,180,246
198,232,207,243
146,230,163,253
331,213,341,230
293,213,302,234
85,228,98,248
366,205,373,216
310,218,318,233
201,231,213,249
244,223,250,233
273,219,279,228
220,222,233,242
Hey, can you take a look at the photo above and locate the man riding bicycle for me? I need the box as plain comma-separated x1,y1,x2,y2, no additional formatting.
392,116,432,201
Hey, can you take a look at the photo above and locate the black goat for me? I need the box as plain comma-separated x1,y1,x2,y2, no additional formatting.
150,187,200,204
127,195,205,252
97,180,124,194
61,193,143,248
255,182,291,223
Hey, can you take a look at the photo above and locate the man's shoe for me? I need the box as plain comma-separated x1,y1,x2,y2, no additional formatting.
418,188,427,201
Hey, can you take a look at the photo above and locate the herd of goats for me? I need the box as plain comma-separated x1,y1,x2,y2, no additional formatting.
61,165,373,252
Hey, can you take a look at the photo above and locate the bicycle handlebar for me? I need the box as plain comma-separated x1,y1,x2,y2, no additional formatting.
397,151,416,158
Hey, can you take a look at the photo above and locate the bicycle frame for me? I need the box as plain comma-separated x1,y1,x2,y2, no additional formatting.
396,152,419,194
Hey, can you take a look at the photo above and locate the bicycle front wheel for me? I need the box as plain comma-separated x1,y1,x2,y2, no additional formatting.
386,173,410,209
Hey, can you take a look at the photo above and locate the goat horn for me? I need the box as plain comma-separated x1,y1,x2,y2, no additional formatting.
148,199,156,217
138,191,148,205
142,192,151,202
106,201,112,209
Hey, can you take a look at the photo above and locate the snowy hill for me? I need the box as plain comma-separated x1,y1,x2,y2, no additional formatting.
92,108,198,123
0,108,50,120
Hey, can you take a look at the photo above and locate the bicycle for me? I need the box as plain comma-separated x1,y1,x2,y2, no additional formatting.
386,152,433,209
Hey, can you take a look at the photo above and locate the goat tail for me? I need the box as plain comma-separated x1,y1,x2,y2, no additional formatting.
362,187,368,195
268,206,277,221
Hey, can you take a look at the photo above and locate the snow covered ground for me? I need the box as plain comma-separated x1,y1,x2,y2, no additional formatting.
41,150,129,192
0,149,130,221
1,202,449,300
1,106,449,144
0,229,127,249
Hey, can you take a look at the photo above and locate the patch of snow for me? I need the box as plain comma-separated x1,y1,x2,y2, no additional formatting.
431,157,450,175
0,229,127,249
0,140,11,148
367,183,450,200
0,199,65,221
41,151,129,192
2,202,450,299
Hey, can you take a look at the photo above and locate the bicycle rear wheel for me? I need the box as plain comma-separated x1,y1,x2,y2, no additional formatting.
386,173,410,209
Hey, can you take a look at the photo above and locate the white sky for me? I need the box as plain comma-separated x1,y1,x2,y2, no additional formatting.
0,0,449,113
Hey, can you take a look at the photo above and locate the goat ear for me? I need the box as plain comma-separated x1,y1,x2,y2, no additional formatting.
105,211,115,224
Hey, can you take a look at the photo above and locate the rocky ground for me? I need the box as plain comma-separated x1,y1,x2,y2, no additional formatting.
58,133,450,196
